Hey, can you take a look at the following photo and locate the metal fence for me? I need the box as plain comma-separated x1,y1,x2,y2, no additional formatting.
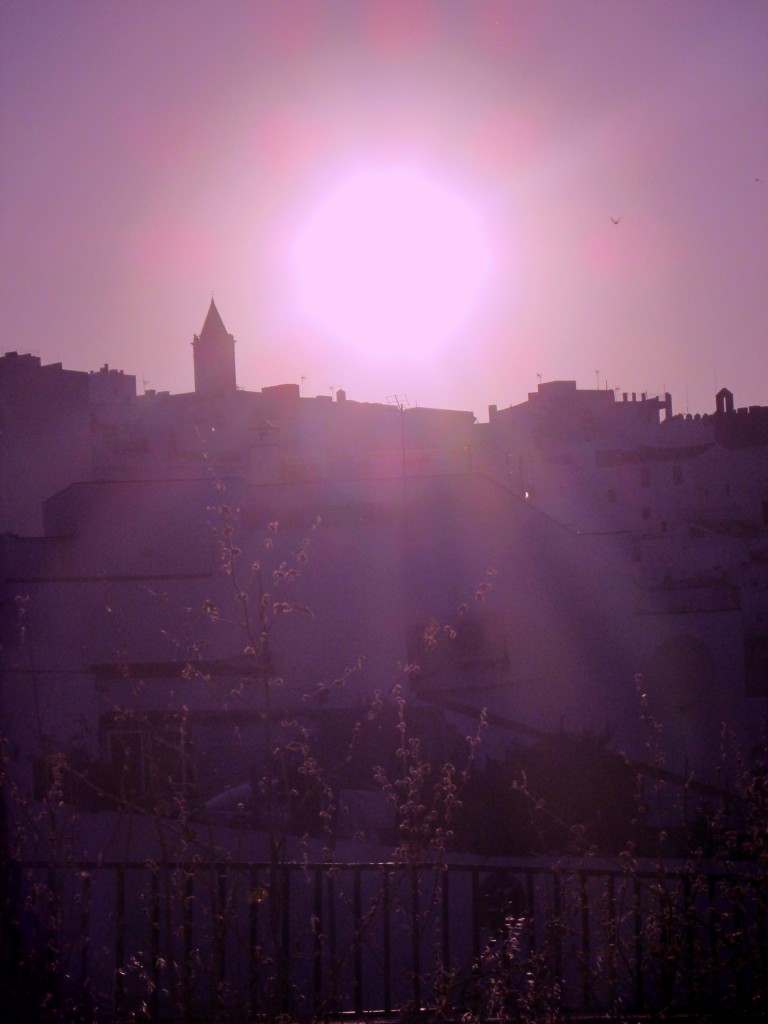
6,857,765,1021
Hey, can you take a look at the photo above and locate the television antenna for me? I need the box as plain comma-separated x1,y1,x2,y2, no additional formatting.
386,393,411,410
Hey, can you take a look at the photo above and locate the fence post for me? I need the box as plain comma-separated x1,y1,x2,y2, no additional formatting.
410,866,421,1010
312,864,323,1015
150,868,160,1022
353,867,363,1017
382,864,392,1016
114,865,125,1017
183,870,193,1024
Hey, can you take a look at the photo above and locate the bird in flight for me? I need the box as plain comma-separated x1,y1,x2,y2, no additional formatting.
610,216,621,225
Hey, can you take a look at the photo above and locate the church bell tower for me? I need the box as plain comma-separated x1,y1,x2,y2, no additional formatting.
192,299,237,395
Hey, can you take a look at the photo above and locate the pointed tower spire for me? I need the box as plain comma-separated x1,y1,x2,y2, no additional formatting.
200,297,229,339
192,298,237,395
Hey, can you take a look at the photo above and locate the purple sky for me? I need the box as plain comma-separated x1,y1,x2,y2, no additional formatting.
2,1,766,420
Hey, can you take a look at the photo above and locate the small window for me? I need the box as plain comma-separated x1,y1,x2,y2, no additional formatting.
108,728,145,799
102,714,194,804
745,635,768,697
406,612,510,686
640,467,651,488
672,465,683,485
607,488,617,504
641,507,652,520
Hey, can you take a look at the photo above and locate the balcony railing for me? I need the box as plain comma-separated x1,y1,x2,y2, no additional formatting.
6,857,763,1021
634,580,741,615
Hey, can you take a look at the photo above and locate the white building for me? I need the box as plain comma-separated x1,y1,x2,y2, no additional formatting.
2,302,766,859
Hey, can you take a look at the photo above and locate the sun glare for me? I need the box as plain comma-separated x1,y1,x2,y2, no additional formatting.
291,165,491,359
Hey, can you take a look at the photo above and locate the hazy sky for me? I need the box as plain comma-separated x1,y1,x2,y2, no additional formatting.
2,1,766,420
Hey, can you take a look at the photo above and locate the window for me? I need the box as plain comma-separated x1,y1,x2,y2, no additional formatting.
640,466,651,488
607,488,617,504
107,727,145,799
406,611,510,689
672,465,683,485
641,507,652,520
102,713,194,804
745,635,768,697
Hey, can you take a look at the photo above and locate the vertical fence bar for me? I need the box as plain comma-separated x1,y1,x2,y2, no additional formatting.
249,866,261,1018
313,865,323,1016
183,871,193,1024
580,870,591,1010
114,865,125,1017
280,866,291,1016
606,872,618,1009
756,872,767,965
441,868,450,974
708,874,719,1012
525,869,536,955
634,875,644,1011
382,864,392,1017
46,865,61,1017
217,865,227,1011
326,870,337,1012
471,867,480,959
150,869,160,1023
552,871,563,996
732,874,746,1010
353,867,363,1017
410,866,421,1010
79,870,92,1005
683,871,694,1016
